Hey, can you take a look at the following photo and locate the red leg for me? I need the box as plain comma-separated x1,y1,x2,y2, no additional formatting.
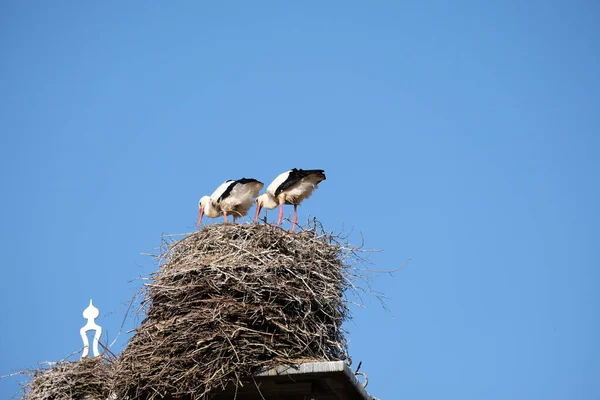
223,211,228,224
277,199,284,225
291,204,298,231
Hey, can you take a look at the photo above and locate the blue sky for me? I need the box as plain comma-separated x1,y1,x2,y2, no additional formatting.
1,1,598,399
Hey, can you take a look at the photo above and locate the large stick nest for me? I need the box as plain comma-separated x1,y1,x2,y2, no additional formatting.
113,222,365,399
19,355,115,400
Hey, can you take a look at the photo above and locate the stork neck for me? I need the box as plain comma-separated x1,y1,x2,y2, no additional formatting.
204,200,221,218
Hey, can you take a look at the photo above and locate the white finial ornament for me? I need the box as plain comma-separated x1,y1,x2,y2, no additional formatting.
80,299,102,358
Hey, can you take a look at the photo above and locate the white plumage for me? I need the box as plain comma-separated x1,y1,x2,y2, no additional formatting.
209,180,236,204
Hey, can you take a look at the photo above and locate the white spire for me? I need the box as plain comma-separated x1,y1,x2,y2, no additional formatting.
80,299,102,358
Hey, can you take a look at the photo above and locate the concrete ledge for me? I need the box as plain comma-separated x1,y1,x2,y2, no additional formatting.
214,361,375,400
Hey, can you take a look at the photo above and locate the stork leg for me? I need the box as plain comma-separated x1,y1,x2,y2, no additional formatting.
223,211,229,224
291,204,298,232
277,199,285,226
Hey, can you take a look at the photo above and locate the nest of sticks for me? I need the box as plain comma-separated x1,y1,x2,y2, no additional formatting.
113,222,368,399
19,355,115,400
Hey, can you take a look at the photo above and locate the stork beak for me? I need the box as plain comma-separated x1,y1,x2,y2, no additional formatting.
197,208,204,228
254,204,262,222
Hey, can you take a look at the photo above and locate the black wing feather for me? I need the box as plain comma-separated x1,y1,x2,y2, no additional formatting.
274,169,326,197
218,178,262,202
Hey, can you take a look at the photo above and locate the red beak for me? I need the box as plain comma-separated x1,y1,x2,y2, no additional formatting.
197,208,204,228
254,204,262,222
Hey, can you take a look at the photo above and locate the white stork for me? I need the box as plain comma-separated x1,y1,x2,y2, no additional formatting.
198,178,264,227
254,168,326,230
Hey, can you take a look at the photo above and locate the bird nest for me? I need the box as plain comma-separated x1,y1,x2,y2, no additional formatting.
19,355,115,400
112,222,368,399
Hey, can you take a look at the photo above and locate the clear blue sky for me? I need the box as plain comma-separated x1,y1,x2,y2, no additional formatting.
1,1,598,399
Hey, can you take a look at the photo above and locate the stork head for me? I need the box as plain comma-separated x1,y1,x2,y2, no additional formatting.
197,196,210,228
199,196,211,210
254,193,278,222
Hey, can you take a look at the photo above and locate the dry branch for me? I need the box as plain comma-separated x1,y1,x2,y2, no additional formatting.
19,355,115,400
112,222,367,399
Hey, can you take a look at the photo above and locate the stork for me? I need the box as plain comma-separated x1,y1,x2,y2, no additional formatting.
254,168,326,230
198,178,264,227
